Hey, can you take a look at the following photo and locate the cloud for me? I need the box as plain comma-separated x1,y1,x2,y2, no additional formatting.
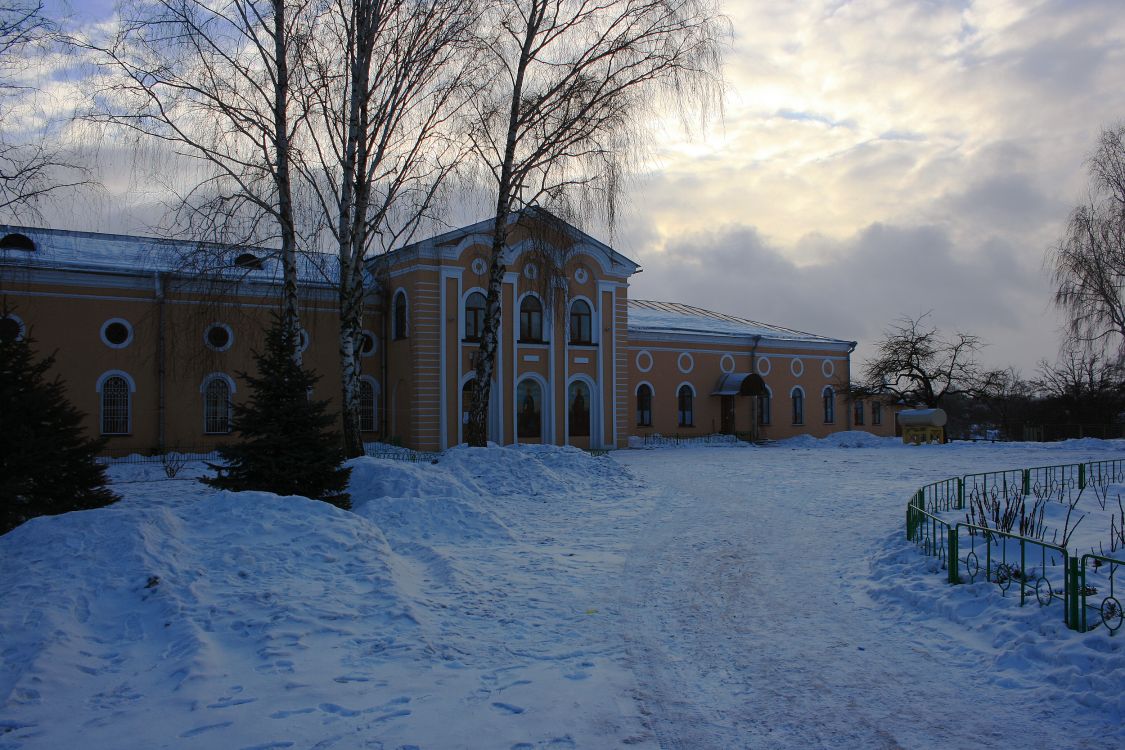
624,220,1052,372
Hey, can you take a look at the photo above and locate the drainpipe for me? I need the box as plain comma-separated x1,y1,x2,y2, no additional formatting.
749,335,761,441
155,271,166,451
846,341,857,430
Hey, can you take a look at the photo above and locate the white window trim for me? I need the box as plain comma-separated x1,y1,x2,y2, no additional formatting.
100,317,134,349
359,329,378,358
96,370,135,435
2,312,25,340
96,369,137,393
203,322,235,352
201,373,236,434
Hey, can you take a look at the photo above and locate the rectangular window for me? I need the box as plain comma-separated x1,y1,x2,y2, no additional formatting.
854,400,865,426
758,394,771,426
872,401,882,426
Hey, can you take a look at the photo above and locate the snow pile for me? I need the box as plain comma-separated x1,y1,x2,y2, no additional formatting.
0,489,421,748
0,444,653,749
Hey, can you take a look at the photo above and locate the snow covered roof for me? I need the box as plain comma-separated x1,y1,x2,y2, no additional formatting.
627,299,855,348
387,207,641,276
0,224,341,286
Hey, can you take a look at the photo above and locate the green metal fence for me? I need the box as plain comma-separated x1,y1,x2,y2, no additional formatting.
906,458,1125,634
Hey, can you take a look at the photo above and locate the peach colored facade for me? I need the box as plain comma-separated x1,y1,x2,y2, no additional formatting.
0,213,892,455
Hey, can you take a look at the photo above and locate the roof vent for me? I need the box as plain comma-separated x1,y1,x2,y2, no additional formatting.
234,252,263,270
0,233,35,251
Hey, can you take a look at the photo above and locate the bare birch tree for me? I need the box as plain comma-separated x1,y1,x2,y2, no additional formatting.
0,1,90,217
1050,124,1125,356
79,0,313,357
464,0,726,446
299,0,479,456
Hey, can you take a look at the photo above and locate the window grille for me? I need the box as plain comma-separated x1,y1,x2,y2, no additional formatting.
359,380,376,432
204,378,232,434
101,376,130,434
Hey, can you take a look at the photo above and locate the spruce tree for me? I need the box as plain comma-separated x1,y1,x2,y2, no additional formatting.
205,318,352,509
1,324,119,535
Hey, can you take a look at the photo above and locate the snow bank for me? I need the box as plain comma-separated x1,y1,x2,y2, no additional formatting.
0,443,649,749
777,430,903,448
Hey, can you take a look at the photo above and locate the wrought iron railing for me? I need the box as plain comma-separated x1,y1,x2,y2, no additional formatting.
906,458,1125,634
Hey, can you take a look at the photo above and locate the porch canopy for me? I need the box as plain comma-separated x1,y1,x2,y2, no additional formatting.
711,372,768,397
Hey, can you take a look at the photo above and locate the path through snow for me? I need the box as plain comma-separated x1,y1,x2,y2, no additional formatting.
616,441,1125,749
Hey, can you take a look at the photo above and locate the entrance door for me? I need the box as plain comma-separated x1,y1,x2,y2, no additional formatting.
721,395,736,434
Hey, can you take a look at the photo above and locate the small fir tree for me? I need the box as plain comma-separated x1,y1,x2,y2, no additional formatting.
1,324,119,535
205,318,351,509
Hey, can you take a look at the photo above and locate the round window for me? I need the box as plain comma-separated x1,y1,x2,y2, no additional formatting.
0,315,22,342
100,318,133,349
205,323,233,351
360,331,377,356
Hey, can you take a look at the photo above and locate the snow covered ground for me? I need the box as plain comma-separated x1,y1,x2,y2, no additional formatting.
2,437,1124,748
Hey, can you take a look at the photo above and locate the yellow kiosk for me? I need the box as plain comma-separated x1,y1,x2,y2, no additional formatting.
899,408,947,445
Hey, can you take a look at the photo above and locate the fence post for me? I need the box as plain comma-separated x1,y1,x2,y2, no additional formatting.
1079,463,1086,491
1067,557,1081,631
948,528,960,584
1021,469,1030,496
957,477,964,510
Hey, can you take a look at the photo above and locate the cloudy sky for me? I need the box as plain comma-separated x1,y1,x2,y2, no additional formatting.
31,0,1125,372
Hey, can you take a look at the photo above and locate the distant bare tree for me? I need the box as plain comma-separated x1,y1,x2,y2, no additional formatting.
861,313,1003,409
1050,124,1125,355
1032,344,1125,425
80,0,314,357
299,0,479,456
0,1,90,217
464,0,726,446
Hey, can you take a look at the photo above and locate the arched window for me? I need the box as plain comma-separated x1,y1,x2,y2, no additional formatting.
677,384,693,427
464,291,486,341
519,295,543,342
791,387,804,425
872,401,883,426
359,378,377,432
517,379,542,438
570,299,592,344
854,399,865,426
636,384,653,427
569,381,591,437
758,390,771,426
101,376,131,435
393,290,408,340
823,386,835,424
203,377,233,434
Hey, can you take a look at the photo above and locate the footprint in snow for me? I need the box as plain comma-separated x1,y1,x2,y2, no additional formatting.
491,702,525,715
319,703,360,717
180,721,233,737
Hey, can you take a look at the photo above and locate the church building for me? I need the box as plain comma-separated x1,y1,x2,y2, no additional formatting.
0,210,894,455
